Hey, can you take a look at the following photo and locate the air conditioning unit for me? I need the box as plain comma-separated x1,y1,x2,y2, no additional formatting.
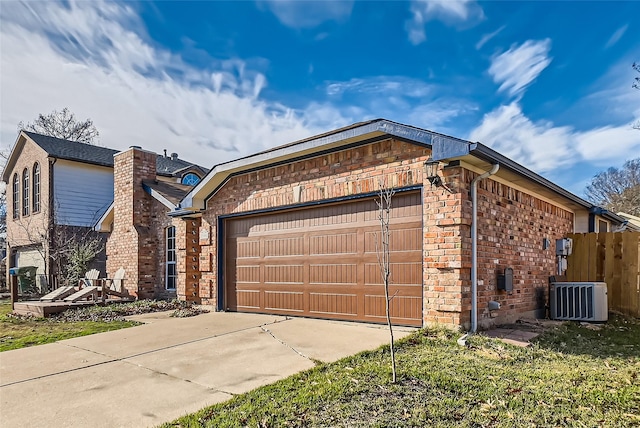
550,282,608,322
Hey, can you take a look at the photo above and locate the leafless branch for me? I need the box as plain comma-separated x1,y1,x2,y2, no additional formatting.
376,178,397,383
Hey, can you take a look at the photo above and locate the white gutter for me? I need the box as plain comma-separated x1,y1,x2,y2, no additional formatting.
470,163,499,333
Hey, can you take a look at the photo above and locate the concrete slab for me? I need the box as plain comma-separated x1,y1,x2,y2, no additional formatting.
127,327,315,394
0,342,113,386
1,312,402,427
62,311,288,359
482,328,540,347
0,360,232,428
266,318,415,363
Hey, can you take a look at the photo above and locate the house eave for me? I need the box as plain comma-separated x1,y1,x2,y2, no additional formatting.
94,202,114,232
180,119,458,210
142,182,178,210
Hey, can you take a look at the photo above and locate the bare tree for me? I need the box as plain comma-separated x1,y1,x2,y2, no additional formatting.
585,158,640,217
7,199,104,289
376,181,397,383
18,107,99,144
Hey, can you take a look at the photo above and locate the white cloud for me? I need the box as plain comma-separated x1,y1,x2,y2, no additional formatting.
259,0,354,29
605,24,628,49
488,39,552,97
0,1,338,170
470,102,640,174
575,126,640,163
323,76,477,132
469,102,575,172
326,76,432,98
475,25,505,50
406,0,484,45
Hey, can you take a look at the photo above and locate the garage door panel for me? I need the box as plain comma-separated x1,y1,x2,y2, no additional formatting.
364,262,423,286
263,265,304,284
225,192,423,326
236,239,260,258
236,265,261,283
263,236,304,257
264,291,304,312
309,292,358,316
363,223,422,253
309,263,358,285
365,295,423,321
309,232,358,255
236,290,260,309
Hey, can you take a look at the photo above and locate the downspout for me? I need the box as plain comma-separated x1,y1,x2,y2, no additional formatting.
470,164,499,333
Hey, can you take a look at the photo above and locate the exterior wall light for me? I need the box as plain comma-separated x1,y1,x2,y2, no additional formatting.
424,158,442,187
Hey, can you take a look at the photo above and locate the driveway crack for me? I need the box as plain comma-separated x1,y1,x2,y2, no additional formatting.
260,325,311,361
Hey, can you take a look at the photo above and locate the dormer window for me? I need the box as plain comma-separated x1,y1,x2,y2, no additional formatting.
181,173,200,186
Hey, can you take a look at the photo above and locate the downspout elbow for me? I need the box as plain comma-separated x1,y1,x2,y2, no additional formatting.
472,164,500,185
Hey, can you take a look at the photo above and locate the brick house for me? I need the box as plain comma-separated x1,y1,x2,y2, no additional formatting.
2,131,205,289
102,119,628,329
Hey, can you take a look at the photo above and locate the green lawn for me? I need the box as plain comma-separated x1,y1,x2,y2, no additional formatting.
163,315,640,427
0,300,137,352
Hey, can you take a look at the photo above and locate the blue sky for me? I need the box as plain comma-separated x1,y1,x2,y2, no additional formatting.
1,1,638,196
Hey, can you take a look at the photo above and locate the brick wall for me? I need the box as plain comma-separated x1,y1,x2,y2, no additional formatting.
190,138,575,328
107,148,157,298
422,165,469,326
196,138,431,308
176,217,201,302
6,136,53,281
462,169,573,327
149,198,177,300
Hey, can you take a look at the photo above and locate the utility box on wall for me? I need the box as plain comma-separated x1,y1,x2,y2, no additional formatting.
497,267,513,292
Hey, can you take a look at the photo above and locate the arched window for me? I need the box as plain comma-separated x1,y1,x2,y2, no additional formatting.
32,163,41,213
12,173,19,219
181,173,200,186
22,168,29,216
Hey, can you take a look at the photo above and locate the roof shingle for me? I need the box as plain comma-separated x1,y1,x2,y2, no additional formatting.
24,131,204,175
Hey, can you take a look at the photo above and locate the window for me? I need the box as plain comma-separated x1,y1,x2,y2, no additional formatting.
32,163,40,213
181,173,200,186
598,219,608,233
166,226,177,290
12,173,19,219
22,168,29,216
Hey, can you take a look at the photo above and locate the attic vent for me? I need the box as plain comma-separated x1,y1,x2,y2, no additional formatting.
171,153,178,160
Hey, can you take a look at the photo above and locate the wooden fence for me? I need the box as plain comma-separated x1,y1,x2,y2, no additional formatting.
566,232,640,317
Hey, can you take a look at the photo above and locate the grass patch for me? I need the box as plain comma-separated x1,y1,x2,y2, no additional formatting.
0,300,136,352
163,315,640,427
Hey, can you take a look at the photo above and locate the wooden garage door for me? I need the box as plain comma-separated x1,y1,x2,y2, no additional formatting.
224,192,423,326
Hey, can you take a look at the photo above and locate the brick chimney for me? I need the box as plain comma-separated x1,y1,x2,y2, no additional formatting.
106,147,157,298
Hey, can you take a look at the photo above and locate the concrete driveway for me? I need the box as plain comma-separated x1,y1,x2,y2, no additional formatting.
0,311,414,428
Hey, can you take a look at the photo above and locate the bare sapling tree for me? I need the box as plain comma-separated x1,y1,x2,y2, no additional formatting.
376,180,397,383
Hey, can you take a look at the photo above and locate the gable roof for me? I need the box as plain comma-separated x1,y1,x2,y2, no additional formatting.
24,131,119,168
2,131,205,179
176,119,630,228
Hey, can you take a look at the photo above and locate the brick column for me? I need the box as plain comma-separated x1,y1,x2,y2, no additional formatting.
176,217,201,302
106,147,157,298
423,164,469,327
